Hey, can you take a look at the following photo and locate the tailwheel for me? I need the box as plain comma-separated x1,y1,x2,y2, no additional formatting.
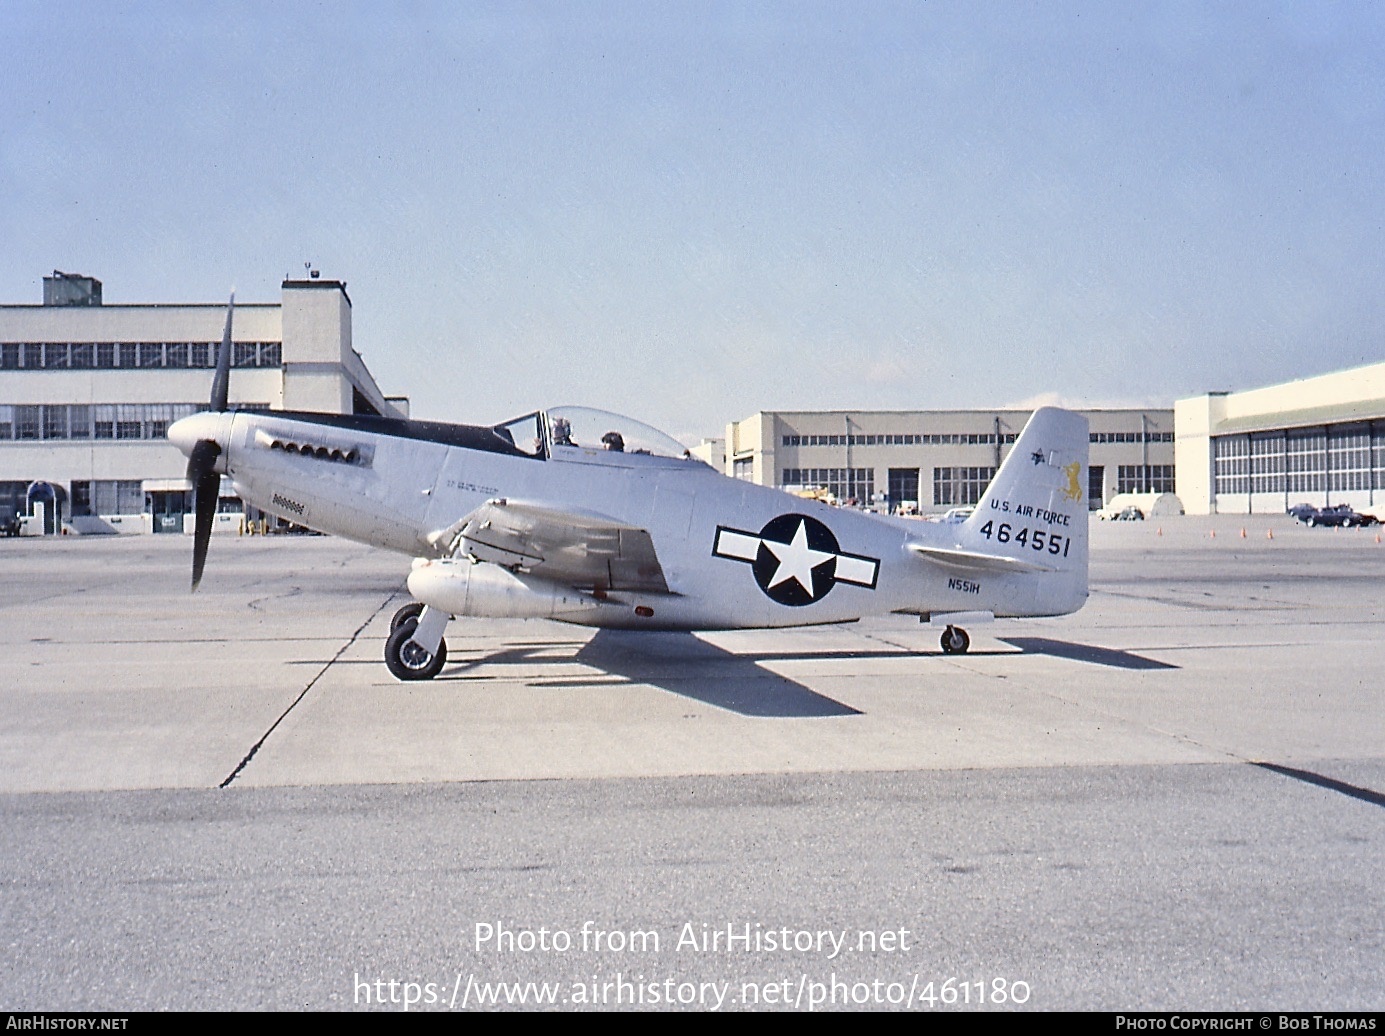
390,601,426,632
385,617,447,681
940,625,971,655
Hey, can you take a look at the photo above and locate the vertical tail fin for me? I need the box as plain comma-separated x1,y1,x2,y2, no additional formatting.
962,407,1088,612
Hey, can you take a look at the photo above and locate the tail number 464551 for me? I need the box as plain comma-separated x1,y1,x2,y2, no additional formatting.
977,521,1071,557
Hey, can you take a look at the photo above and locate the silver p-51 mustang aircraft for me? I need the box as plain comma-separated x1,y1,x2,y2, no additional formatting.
169,301,1089,680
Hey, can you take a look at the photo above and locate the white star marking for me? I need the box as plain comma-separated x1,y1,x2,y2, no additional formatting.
763,519,836,596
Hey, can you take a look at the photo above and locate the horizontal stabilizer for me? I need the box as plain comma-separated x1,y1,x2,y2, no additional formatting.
906,542,1057,574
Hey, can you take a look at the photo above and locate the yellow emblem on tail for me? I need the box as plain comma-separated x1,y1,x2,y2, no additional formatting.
1061,461,1083,502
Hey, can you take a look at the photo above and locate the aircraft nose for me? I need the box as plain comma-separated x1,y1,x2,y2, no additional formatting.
167,411,227,459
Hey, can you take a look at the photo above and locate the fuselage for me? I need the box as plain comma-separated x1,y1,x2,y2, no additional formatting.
168,407,1087,630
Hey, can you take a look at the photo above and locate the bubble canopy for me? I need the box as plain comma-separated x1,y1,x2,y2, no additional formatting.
492,407,694,461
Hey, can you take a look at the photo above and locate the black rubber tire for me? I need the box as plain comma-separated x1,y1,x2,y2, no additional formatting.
940,626,971,655
390,601,426,632
385,617,447,681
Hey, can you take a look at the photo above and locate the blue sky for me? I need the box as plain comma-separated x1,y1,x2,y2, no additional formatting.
3,2,1384,440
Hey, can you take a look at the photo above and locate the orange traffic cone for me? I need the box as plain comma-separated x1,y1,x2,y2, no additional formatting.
1267,528,1274,540
1240,528,1246,538
1209,528,1216,538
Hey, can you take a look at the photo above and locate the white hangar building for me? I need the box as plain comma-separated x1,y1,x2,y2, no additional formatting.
0,272,406,534
1176,361,1385,515
723,408,1175,513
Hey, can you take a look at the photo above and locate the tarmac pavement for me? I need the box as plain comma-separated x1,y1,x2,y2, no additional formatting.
0,516,1381,1011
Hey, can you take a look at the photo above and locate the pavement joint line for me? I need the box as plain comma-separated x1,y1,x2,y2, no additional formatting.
218,592,402,789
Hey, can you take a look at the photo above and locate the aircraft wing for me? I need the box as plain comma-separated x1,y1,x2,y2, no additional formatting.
906,542,1057,574
431,499,672,593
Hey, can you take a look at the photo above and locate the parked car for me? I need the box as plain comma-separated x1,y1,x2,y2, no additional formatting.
1293,504,1380,528
1100,505,1144,521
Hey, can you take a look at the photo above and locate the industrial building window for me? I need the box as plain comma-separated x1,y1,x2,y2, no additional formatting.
1091,430,1173,444
42,406,68,440
781,468,874,503
1328,426,1371,492
1285,430,1326,493
93,405,114,439
69,343,94,369
1250,433,1286,494
92,480,144,516
1117,465,1175,494
733,457,753,481
261,343,282,366
0,344,18,370
782,431,1015,448
0,402,203,442
22,344,42,368
14,406,40,440
44,343,70,368
932,467,995,506
1213,436,1250,494
68,405,90,439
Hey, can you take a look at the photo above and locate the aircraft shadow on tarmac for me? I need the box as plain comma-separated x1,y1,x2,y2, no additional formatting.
997,637,1179,670
437,629,869,717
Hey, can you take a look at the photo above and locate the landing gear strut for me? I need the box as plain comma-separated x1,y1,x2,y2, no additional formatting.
940,625,970,655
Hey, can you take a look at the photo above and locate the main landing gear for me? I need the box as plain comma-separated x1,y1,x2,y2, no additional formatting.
385,602,448,680
940,625,971,655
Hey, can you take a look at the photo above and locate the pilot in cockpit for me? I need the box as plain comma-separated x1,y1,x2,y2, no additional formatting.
551,417,574,446
601,431,625,452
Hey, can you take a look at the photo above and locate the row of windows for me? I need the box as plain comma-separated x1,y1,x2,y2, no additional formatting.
782,433,1018,447
1,402,198,442
0,341,282,370
780,468,875,502
1116,465,1176,494
1213,425,1385,495
1091,431,1173,444
781,430,1170,447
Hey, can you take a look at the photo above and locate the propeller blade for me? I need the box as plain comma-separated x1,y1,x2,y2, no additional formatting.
187,438,222,591
209,294,234,413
